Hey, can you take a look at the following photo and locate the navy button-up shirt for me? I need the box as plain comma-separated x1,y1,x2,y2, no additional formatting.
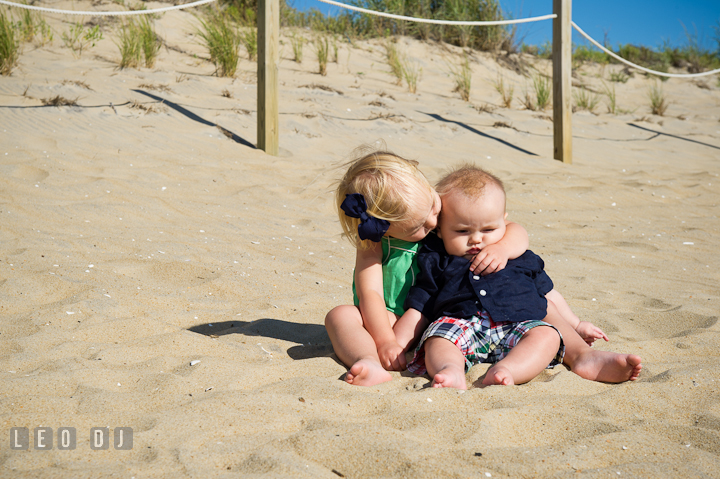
405,234,553,323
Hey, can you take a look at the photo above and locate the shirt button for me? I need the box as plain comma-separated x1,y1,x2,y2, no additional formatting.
480,290,487,296
473,275,480,280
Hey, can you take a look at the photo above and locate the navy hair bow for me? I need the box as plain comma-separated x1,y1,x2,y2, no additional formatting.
341,193,390,243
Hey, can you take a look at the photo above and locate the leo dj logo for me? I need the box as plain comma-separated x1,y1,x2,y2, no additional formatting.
10,427,133,450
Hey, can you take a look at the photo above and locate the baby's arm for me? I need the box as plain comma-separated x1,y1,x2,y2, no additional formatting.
354,245,406,370
545,289,608,345
394,308,429,353
470,221,529,275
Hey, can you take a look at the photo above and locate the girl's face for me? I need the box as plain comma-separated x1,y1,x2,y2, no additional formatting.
386,189,441,243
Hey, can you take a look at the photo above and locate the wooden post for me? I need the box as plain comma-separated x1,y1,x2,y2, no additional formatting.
258,0,279,155
552,0,572,163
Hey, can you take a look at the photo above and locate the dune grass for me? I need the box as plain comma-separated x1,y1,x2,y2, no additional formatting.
401,57,422,94
239,26,257,61
138,17,161,68
449,55,472,101
116,20,141,69
62,23,103,58
115,17,161,69
197,11,240,77
573,87,600,112
0,10,19,75
648,81,668,116
384,39,403,85
290,33,304,63
493,74,514,108
314,35,329,76
532,72,551,110
601,81,619,114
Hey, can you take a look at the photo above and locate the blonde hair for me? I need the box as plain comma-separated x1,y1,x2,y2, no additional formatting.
336,149,434,250
436,164,505,206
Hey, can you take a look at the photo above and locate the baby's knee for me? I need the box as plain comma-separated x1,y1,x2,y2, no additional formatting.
531,325,561,347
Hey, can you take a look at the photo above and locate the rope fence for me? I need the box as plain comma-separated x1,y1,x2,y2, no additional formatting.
0,0,216,16
315,0,556,26
571,21,720,79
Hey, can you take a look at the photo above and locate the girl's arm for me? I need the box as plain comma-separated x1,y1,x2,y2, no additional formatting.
470,221,529,275
354,244,406,370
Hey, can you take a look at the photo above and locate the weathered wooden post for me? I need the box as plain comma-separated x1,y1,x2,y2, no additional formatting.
552,0,572,163
258,0,279,155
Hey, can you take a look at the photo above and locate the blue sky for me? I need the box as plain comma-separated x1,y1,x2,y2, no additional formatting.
288,1,720,51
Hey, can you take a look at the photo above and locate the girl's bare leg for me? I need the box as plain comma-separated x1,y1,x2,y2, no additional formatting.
483,326,560,386
325,305,392,386
542,302,642,382
424,337,468,390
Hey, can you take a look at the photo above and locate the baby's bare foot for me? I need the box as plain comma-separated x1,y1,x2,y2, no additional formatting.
431,367,467,390
572,350,642,383
482,365,515,386
345,359,392,387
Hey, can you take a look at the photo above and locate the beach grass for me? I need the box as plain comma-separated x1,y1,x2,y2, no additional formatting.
139,17,161,68
290,32,304,63
62,22,102,58
573,86,600,112
449,54,472,101
401,56,421,94
601,80,619,114
196,11,240,77
648,80,668,116
239,26,257,61
0,10,19,75
384,39,403,85
493,73,514,108
116,20,142,69
532,72,551,110
314,35,329,76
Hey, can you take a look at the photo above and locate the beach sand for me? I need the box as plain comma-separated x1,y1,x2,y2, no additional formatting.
1,3,720,477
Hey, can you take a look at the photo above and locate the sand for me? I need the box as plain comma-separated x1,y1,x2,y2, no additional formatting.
1,2,720,477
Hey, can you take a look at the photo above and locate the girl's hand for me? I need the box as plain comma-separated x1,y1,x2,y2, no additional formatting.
575,321,609,346
469,243,509,276
377,340,407,371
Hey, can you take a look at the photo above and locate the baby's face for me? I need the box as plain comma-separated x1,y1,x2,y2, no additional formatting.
386,189,441,243
437,186,507,260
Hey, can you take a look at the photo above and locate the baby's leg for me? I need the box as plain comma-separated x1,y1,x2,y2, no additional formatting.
542,302,642,382
546,289,580,326
325,305,392,386
483,325,560,386
424,337,468,390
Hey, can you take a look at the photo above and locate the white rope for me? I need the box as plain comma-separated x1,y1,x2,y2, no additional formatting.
572,21,720,78
315,0,556,26
0,0,216,16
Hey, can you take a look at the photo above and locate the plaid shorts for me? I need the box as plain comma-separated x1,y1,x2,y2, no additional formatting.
407,310,565,375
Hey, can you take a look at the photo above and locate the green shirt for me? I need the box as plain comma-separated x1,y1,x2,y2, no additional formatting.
353,236,420,316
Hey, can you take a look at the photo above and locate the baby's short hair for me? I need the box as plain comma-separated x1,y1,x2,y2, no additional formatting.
336,149,433,249
436,164,505,200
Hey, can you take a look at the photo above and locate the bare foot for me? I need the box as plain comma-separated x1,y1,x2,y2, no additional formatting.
482,365,515,386
572,350,642,383
431,367,467,390
344,359,392,387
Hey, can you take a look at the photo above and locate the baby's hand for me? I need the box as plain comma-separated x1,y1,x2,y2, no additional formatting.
575,321,609,346
377,340,407,371
469,244,509,275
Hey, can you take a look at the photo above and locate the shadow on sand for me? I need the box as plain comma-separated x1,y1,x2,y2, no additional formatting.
420,111,539,156
132,89,256,149
188,318,334,360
